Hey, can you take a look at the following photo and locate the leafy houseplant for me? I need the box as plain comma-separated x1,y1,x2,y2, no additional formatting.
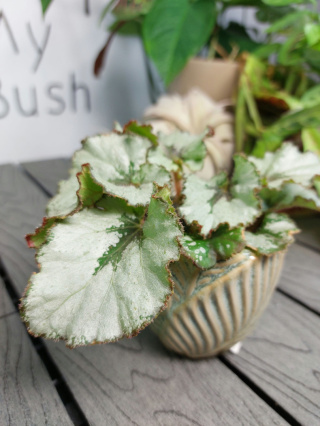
21,122,320,357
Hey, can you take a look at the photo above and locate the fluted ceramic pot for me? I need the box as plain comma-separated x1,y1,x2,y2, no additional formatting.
151,249,286,358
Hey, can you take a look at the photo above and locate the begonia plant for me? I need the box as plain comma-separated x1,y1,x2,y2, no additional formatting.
20,123,320,347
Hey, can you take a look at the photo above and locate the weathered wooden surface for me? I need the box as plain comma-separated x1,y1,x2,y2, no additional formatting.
295,216,320,252
0,277,15,319
0,165,47,295
46,329,287,426
224,292,320,426
279,243,320,314
1,160,320,425
23,158,71,196
0,291,73,425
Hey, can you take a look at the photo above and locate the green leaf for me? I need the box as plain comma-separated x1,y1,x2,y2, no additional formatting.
301,84,320,108
302,128,320,156
217,22,262,55
304,23,320,47
249,143,320,189
179,155,261,236
180,225,245,269
21,186,182,347
260,104,320,145
251,137,282,158
266,10,311,34
142,0,216,85
260,183,320,212
245,213,299,255
76,164,104,207
47,132,171,217
314,176,320,196
262,0,311,5
41,0,53,14
123,121,158,145
148,131,207,173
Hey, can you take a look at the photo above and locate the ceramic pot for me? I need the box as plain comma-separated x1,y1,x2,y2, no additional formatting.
168,57,240,102
151,249,286,358
146,57,240,103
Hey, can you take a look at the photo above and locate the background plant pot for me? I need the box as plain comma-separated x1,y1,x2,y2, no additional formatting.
168,58,240,101
151,249,286,359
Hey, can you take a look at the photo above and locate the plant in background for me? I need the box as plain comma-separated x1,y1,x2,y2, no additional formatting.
21,123,320,347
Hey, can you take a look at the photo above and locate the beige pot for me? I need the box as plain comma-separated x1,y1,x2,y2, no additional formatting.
151,249,286,358
168,58,240,102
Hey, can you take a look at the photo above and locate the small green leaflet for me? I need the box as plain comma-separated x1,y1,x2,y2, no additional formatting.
123,121,158,146
21,186,182,347
148,131,207,173
302,128,320,156
47,133,170,217
245,213,299,256
180,225,245,269
179,155,260,236
249,143,320,189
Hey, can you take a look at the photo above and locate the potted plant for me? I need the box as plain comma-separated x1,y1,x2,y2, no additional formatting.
20,122,320,357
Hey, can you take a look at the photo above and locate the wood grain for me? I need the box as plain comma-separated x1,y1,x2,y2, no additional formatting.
0,277,15,319
2,160,320,425
279,243,320,314
224,292,320,426
46,329,287,426
295,216,320,252
0,304,72,425
22,158,71,196
0,165,47,295
0,164,287,425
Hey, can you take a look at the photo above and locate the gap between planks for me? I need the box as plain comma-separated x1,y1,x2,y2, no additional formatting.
17,160,319,424
0,258,90,426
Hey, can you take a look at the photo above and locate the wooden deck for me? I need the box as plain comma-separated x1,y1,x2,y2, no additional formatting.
0,159,319,426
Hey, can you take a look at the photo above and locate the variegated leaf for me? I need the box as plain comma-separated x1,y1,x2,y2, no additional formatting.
179,225,245,269
47,133,170,217
179,155,261,236
148,131,207,172
245,213,299,255
249,143,320,189
21,187,182,347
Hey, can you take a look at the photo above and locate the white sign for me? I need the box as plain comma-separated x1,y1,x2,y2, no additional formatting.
0,0,149,164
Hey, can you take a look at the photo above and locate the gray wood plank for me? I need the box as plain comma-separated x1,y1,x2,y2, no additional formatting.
0,310,73,425
0,164,47,295
224,292,320,426
22,158,71,196
0,163,286,426
279,243,320,314
46,329,287,426
295,216,320,252
0,277,15,319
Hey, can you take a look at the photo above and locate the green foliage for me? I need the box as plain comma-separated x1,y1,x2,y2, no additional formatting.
41,0,53,14
22,125,320,347
142,0,216,85
245,213,299,255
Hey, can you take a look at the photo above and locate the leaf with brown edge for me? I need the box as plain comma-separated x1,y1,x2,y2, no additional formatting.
47,132,171,217
179,155,261,236
259,183,320,212
76,164,104,207
245,212,299,256
123,121,158,146
27,164,105,250
21,185,182,347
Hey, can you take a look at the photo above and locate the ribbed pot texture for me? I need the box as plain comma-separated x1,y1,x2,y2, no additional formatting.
151,249,286,358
